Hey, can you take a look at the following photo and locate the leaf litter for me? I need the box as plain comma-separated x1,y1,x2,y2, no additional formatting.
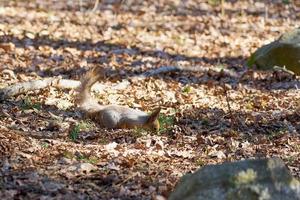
0,0,300,199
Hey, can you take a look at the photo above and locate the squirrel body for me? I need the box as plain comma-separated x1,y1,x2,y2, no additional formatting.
76,67,160,131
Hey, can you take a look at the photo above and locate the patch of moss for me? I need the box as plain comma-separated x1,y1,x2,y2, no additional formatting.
289,178,300,190
158,114,175,134
234,169,257,186
21,97,41,110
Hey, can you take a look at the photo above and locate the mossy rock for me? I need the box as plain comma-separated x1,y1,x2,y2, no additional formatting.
248,28,300,75
169,158,300,200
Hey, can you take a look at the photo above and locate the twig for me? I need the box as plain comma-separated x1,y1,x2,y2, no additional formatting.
135,65,241,79
222,83,233,120
136,66,180,79
0,65,241,99
264,4,268,23
0,78,130,99
79,0,83,12
221,0,225,17
92,0,100,12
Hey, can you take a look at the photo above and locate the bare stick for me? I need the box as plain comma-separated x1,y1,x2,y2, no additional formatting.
221,0,225,17
223,83,233,119
0,65,240,99
0,78,57,99
79,0,83,12
0,78,129,99
136,65,240,79
136,66,180,79
92,0,100,12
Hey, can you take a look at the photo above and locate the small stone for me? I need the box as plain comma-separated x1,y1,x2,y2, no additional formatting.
68,162,97,174
208,150,226,159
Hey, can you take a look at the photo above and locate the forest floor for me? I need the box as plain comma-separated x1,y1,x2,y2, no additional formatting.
0,1,300,199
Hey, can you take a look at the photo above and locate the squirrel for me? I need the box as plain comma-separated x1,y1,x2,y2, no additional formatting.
75,67,161,131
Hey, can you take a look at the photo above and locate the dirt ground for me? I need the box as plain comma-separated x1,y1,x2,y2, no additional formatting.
0,1,299,199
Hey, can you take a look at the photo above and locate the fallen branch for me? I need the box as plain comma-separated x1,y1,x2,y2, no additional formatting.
0,78,130,99
91,0,99,12
0,65,240,99
0,78,60,99
135,65,241,79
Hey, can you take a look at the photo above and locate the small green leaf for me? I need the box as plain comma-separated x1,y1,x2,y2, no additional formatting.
182,85,192,93
158,114,175,133
69,124,80,141
21,97,41,110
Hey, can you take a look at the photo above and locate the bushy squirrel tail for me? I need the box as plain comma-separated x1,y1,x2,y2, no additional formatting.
75,67,106,112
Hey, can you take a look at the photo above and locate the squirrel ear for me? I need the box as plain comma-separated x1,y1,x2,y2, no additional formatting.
147,107,161,123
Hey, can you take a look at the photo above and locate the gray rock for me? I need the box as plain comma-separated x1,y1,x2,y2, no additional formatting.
67,162,97,174
248,28,300,75
169,158,300,200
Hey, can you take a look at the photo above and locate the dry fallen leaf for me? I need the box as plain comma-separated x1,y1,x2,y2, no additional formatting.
0,1,299,199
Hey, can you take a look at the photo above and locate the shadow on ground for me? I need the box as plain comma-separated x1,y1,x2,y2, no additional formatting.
2,33,299,91
176,106,300,137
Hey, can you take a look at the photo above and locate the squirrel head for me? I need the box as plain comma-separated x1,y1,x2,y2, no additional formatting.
145,107,161,132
